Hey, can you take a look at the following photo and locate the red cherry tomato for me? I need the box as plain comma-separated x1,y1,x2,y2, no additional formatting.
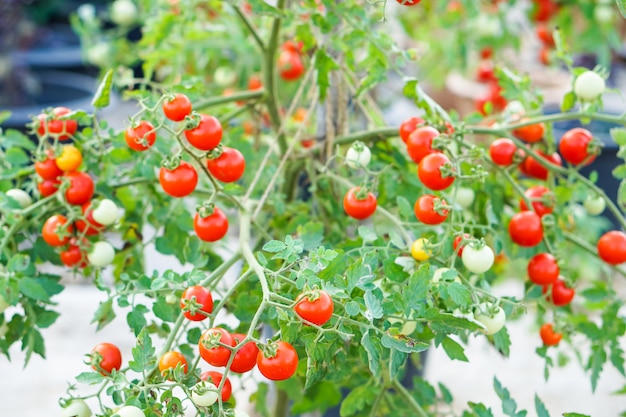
206,147,246,183
185,114,223,151
396,0,421,5
60,244,86,267
42,214,73,247
35,153,63,180
453,233,471,257
509,211,543,247
248,75,263,90
38,179,61,197
257,341,299,381
527,253,559,285
230,334,260,373
399,117,425,143
162,93,192,122
542,279,575,306
519,185,554,217
521,151,562,180
65,172,95,206
480,47,493,59
125,121,157,151
406,126,441,163
159,351,188,379
75,202,105,236
91,343,122,375
294,290,334,326
536,24,555,47
343,187,377,220
278,49,305,81
180,286,214,321
539,47,551,66
159,161,198,197
476,61,496,83
597,230,626,265
198,328,235,367
513,120,545,143
540,323,562,346
489,138,517,166
200,371,232,402
414,194,449,225
37,107,77,140
559,128,596,166
417,153,455,191
194,207,229,242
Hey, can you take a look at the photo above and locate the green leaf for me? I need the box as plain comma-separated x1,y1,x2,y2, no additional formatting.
397,195,414,219
534,394,550,417
18,278,49,301
361,330,381,376
442,336,468,362
0,110,10,124
381,333,429,353
345,301,360,316
439,382,453,404
389,349,407,379
406,264,430,308
251,382,271,417
263,240,287,253
315,49,339,100
493,326,511,357
358,226,378,243
5,148,30,166
91,299,116,331
152,298,178,323
364,290,383,320
126,304,149,336
494,377,527,417
128,328,156,372
612,164,626,180
468,402,495,417
561,91,576,112
298,221,324,251
75,371,105,385
2,129,36,150
35,309,60,328
611,128,626,146
339,382,377,417
446,283,472,307
563,414,591,417
92,69,114,109
7,254,30,272
589,344,606,392
618,0,626,18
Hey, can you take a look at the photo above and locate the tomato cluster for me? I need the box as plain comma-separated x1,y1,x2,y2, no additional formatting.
474,58,507,115
530,0,560,65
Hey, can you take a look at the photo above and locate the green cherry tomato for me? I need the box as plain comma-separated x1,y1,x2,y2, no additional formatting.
114,405,145,417
61,399,92,417
191,381,219,407
87,241,116,267
474,303,506,335
5,189,32,208
461,243,494,274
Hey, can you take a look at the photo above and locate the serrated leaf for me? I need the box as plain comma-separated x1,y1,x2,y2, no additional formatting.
339,383,376,417
129,328,155,372
361,331,381,375
263,240,287,253
18,278,49,301
91,299,115,331
561,91,576,112
364,290,383,320
357,226,377,243
442,336,468,362
406,264,430,308
439,382,453,404
535,395,550,417
127,305,149,336
589,344,606,392
493,326,511,357
381,333,429,353
397,195,414,219
315,49,339,100
389,349,407,379
345,301,360,316
7,254,30,272
446,283,472,307
75,371,105,385
612,164,626,180
494,377,527,417
468,402,495,417
92,69,114,109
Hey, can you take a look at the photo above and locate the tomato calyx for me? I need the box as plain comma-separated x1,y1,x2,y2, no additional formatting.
196,202,216,218
353,184,374,201
183,112,203,130
200,330,234,351
258,339,281,359
431,196,452,215
180,295,209,319
205,144,224,160
161,154,184,171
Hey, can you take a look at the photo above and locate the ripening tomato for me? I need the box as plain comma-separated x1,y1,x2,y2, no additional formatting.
65,172,95,205
406,126,441,163
278,49,305,81
343,187,377,220
399,117,425,143
42,214,73,247
185,114,223,151
539,323,562,346
513,120,545,143
521,151,562,180
519,185,554,217
162,93,192,121
559,128,596,166
257,341,299,381
200,371,232,402
125,121,157,151
527,253,559,285
207,147,246,183
36,107,77,140
414,194,449,225
509,211,543,247
38,178,61,197
35,152,63,180
56,145,83,172
159,351,188,378
597,230,626,265
480,47,493,59
180,286,214,321
198,327,236,367
159,161,198,197
542,279,575,306
476,83,507,115
194,207,229,242
418,153,455,191
60,244,86,268
489,138,517,166
230,334,259,373
294,290,334,326
91,342,122,375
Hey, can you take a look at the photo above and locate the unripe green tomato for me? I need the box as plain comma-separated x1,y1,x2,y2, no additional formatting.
86,43,112,67
454,187,475,210
573,71,606,102
6,189,32,208
462,244,494,274
583,195,606,216
594,5,613,23
165,294,178,304
214,66,237,87
191,381,219,407
345,141,371,169
114,405,145,417
61,399,92,417
92,199,119,226
474,303,506,335
110,0,138,26
87,242,115,267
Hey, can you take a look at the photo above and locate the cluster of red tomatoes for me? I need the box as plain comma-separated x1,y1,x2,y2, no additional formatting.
125,93,246,243
531,0,559,65
474,53,508,116
35,107,118,268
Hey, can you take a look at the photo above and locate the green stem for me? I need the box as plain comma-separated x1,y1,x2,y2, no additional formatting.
369,384,389,417
233,6,266,51
199,252,243,288
274,389,290,417
193,90,265,111
392,379,429,417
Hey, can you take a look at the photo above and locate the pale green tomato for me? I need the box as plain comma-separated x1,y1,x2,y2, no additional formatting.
92,199,119,226
165,294,178,304
77,4,96,22
594,5,614,23
87,242,115,267
462,244,494,274
214,66,237,87
583,195,606,216
110,0,138,26
454,187,475,210
6,189,32,208
0,295,8,314
86,43,111,67
191,381,219,407
432,267,460,283
233,411,251,417
345,141,371,169
114,406,144,417
474,303,506,335
573,71,606,102
61,399,92,417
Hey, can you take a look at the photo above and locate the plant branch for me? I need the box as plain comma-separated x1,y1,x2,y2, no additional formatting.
193,90,265,111
392,379,429,417
233,6,266,51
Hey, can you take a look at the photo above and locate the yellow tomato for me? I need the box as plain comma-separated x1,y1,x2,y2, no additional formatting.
56,145,82,172
411,238,431,261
